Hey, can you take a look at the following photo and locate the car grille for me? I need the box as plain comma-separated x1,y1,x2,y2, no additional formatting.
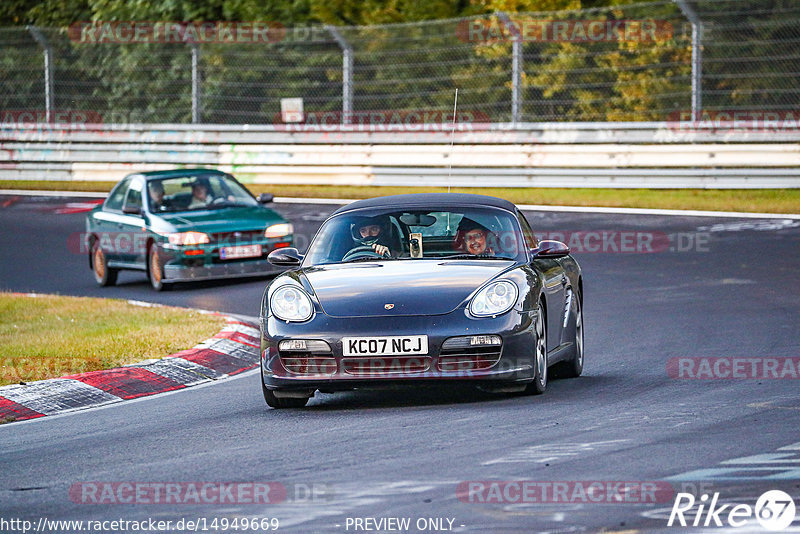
279,340,336,376
342,357,432,376
281,356,337,375
438,337,502,371
210,230,264,244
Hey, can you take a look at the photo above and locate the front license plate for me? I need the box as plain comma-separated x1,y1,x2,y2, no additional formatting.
342,335,428,357
219,244,262,260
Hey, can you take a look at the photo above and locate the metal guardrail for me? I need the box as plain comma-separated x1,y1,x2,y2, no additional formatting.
2,123,799,188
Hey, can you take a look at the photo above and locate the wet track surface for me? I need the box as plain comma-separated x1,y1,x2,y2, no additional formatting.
1,193,799,533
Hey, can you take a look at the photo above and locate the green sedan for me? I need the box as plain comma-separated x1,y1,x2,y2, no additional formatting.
85,168,294,290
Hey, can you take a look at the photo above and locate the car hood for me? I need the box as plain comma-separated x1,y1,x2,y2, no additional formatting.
302,260,515,317
152,206,284,233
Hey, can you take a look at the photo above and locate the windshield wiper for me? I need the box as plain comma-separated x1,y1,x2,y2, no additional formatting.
341,254,402,263
439,254,511,260
207,201,252,209
341,256,385,263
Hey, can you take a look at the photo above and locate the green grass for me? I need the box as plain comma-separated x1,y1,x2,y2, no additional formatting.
0,293,226,386
1,180,798,213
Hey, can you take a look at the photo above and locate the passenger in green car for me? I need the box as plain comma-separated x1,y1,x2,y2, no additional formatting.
188,179,211,209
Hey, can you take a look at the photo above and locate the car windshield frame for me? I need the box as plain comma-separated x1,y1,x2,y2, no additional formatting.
302,205,527,266
146,173,259,213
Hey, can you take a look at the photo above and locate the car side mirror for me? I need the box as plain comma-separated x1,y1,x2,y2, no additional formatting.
258,193,274,204
122,205,142,215
532,240,570,259
268,247,303,266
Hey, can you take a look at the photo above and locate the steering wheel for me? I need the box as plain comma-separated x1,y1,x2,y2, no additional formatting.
342,245,388,262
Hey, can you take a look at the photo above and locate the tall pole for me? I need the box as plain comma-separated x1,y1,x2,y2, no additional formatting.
674,1,703,121
191,43,201,124
27,26,54,122
495,12,522,124
326,26,353,124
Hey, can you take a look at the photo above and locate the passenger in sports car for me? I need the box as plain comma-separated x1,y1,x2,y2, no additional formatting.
454,217,496,255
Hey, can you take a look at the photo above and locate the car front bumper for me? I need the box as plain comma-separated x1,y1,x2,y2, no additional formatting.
159,239,290,282
261,308,539,393
163,258,286,282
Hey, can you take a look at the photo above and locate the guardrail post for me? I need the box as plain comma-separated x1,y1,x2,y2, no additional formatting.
190,42,202,124
674,0,703,121
495,12,522,124
326,25,353,125
27,26,54,122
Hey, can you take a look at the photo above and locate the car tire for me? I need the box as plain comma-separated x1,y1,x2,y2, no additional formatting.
147,246,170,291
524,302,548,395
91,240,118,287
554,292,584,379
261,379,310,409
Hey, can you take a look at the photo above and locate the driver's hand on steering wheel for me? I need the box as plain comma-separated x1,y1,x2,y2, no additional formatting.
372,244,390,256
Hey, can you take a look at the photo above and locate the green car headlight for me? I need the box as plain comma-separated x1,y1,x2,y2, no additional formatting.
166,231,210,246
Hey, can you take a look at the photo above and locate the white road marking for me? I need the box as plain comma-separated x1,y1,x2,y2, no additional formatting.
698,219,800,232
667,442,800,481
482,439,630,466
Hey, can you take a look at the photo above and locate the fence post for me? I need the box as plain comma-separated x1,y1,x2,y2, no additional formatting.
674,0,702,121
190,42,202,124
495,12,522,124
326,25,353,124
26,26,53,122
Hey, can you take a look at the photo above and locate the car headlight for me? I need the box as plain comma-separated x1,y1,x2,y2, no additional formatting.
270,285,313,322
167,231,210,246
265,223,293,238
469,280,518,317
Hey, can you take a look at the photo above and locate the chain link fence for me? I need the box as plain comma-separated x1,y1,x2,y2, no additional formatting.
1,0,798,125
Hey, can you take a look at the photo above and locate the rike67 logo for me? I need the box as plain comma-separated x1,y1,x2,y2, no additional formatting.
668,490,796,531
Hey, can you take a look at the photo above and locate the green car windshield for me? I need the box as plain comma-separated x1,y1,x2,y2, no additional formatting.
304,207,528,265
147,173,258,213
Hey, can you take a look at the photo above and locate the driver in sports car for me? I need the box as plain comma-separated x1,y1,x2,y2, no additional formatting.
351,216,395,257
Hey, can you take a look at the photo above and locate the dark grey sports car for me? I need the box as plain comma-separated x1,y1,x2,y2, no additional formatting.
259,193,583,408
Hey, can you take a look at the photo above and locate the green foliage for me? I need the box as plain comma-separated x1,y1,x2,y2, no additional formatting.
1,1,796,124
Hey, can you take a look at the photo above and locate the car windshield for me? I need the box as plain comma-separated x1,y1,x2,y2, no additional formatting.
147,173,258,213
303,207,527,265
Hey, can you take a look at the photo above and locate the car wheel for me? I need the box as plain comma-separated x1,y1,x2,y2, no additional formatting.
147,246,169,291
91,240,118,286
555,293,584,378
261,379,310,409
524,302,548,395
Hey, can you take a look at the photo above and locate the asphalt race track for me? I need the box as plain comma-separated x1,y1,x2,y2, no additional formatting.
1,193,799,533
